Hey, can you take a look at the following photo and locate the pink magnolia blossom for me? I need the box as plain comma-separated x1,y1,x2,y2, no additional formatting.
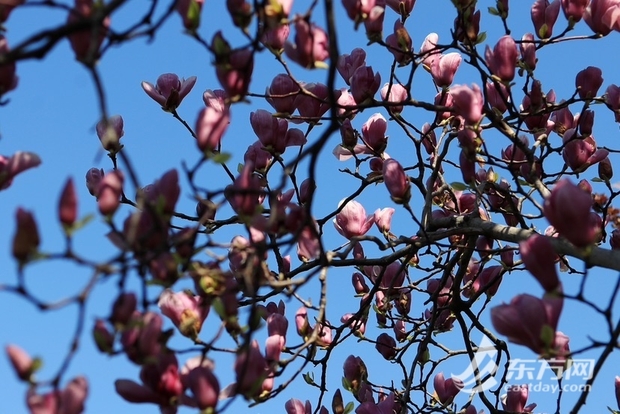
531,0,561,39
584,0,620,35
450,84,484,125
187,365,219,410
294,82,332,121
485,35,518,82
380,82,408,115
385,20,412,66
350,65,381,104
6,344,33,381
486,81,510,113
120,311,163,364
562,0,589,22
374,207,395,234
491,293,563,354
196,103,230,153
562,128,608,172
0,151,41,190
234,340,269,398
244,141,273,172
142,73,197,112
284,18,329,68
502,385,537,413
266,74,299,114
212,32,254,100
67,0,110,62
225,163,263,217
605,84,620,122
250,109,306,154
363,1,385,41
361,113,388,153
0,35,17,96
420,32,440,68
28,376,88,414
433,372,463,405
520,234,560,291
262,23,290,50
544,178,601,247
333,199,375,239
430,52,462,88
337,48,366,85
520,33,537,71
158,289,209,338
297,223,321,261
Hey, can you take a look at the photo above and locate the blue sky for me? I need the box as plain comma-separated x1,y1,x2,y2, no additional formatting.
2,1,620,413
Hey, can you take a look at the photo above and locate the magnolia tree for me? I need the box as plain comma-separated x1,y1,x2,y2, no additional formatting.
6,0,620,413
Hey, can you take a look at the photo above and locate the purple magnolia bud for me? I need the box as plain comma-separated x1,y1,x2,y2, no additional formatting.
393,320,407,342
266,74,299,114
6,344,33,381
285,398,306,414
450,84,484,125
433,372,463,405
350,66,381,104
460,150,476,184
352,272,369,294
284,18,329,68
158,289,209,338
235,340,268,398
421,123,437,154
606,84,620,123
67,0,109,62
58,178,77,227
12,208,40,262
110,292,137,326
299,178,315,205
520,33,537,71
485,35,518,82
93,319,114,353
297,224,321,261
343,355,367,393
176,0,203,31
380,82,408,115
519,234,560,291
337,48,366,85
375,333,397,360
187,366,219,410
96,115,124,153
584,0,620,35
386,0,416,16
385,20,412,66
561,0,589,22
142,73,197,112
59,376,89,414
196,104,230,153
97,170,123,215
599,156,614,181
383,159,410,203
575,66,603,99
501,248,515,267
430,52,462,88
85,168,104,197
531,0,561,39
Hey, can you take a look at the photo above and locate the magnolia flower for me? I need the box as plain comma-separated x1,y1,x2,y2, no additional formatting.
333,199,374,239
141,73,197,112
158,289,209,338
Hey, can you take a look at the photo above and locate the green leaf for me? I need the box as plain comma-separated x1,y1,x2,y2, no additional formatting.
591,177,604,182
476,31,487,45
341,376,352,392
210,152,231,164
487,6,499,15
303,371,316,386
450,182,468,191
343,402,355,414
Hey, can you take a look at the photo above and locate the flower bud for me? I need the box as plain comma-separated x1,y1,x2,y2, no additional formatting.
382,159,410,203
97,170,124,215
96,115,124,153
375,333,397,360
12,208,40,263
5,344,33,381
